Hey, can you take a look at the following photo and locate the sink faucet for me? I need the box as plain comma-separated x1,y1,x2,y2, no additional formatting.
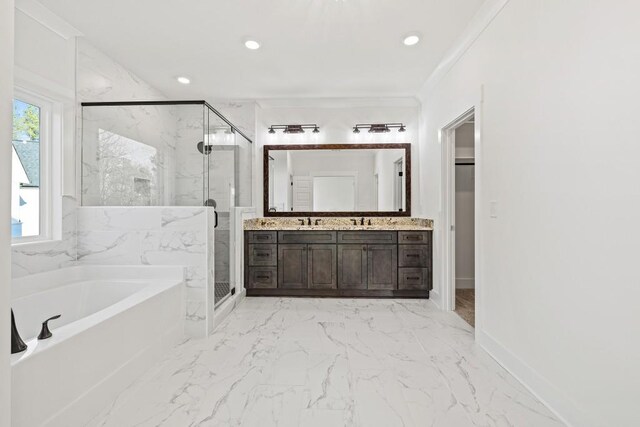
360,217,365,225
307,217,312,226
298,218,305,226
11,309,27,354
314,219,321,226
351,218,358,225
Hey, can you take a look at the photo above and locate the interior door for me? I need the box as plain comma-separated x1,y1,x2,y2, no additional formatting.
292,176,313,211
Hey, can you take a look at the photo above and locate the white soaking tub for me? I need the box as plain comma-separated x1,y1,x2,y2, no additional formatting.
11,265,185,427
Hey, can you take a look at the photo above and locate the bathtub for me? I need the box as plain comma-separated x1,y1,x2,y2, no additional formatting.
11,265,185,427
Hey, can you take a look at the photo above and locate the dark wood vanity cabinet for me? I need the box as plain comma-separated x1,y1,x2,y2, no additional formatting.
245,230,431,298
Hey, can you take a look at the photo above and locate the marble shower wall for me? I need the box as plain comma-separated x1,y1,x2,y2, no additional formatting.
76,207,216,337
11,196,78,279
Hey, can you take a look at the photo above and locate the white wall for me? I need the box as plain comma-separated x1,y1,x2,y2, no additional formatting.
11,6,78,278
418,1,640,425
256,99,420,215
1,0,15,423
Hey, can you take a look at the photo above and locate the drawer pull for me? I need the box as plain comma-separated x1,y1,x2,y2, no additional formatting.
256,235,269,240
256,253,269,257
406,236,421,241
407,276,420,280
256,275,270,279
406,254,420,258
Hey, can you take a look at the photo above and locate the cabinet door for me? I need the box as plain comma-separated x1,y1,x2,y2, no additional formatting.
337,245,367,289
278,245,308,289
308,245,337,289
367,245,398,290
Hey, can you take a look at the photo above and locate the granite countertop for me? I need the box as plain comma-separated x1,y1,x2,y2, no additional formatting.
244,217,433,231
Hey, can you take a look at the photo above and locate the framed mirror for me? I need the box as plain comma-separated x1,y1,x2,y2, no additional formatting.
264,143,411,217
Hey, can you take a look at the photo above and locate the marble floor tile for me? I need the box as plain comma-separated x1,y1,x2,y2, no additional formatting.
88,298,563,427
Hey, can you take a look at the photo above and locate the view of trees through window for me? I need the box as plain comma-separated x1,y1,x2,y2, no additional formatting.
11,99,41,238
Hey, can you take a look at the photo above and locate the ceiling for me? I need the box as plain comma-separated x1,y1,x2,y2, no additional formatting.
39,0,484,99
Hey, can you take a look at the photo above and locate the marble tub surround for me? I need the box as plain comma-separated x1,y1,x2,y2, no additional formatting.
76,206,217,337
11,196,78,279
244,217,434,231
87,298,562,427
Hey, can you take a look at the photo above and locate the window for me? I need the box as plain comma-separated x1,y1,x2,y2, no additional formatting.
11,91,53,242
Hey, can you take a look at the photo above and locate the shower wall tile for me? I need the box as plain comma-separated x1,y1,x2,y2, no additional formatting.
11,196,78,279
77,231,141,265
161,208,206,230
140,231,206,266
77,207,162,232
75,206,216,338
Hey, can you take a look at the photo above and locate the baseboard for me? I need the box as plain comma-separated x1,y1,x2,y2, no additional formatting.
429,289,442,308
455,278,475,289
477,329,588,427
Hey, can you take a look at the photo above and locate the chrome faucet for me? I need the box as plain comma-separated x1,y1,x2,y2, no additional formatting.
11,309,27,354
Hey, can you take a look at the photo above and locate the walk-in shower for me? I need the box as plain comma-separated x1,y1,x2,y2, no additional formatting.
80,101,252,314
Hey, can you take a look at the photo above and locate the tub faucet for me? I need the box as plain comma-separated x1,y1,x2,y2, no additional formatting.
11,309,27,354
38,315,61,340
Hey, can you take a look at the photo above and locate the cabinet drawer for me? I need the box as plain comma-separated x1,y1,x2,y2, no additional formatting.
248,244,277,266
247,267,277,289
279,231,337,244
398,268,429,290
337,231,397,245
398,245,430,268
247,231,277,244
398,231,431,245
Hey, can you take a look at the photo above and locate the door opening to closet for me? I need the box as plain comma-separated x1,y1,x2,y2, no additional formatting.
452,116,476,327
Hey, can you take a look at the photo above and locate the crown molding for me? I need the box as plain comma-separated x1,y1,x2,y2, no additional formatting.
418,0,510,99
15,0,82,40
256,97,419,110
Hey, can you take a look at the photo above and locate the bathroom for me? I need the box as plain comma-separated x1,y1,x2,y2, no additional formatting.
3,1,640,426
7,9,435,424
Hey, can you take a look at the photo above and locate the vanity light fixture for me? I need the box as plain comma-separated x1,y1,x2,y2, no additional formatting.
353,123,407,134
268,124,320,134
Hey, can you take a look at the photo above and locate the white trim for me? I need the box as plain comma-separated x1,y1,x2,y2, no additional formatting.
15,0,83,40
14,66,75,101
256,97,419,109
428,289,441,309
12,87,64,244
440,107,475,312
418,0,510,97
455,278,475,289
477,329,583,427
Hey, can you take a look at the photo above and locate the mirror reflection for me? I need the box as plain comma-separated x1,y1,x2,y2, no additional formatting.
267,147,407,213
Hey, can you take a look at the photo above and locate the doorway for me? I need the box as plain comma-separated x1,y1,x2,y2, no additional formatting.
441,108,477,329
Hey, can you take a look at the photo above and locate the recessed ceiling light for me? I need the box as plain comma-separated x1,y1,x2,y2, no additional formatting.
403,33,420,46
244,40,260,50
176,76,190,84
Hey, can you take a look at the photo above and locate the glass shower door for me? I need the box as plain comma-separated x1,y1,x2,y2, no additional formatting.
206,109,236,307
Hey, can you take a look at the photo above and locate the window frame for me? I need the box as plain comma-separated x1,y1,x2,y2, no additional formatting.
11,87,61,245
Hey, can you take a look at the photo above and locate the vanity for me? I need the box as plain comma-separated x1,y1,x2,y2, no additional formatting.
245,143,433,298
